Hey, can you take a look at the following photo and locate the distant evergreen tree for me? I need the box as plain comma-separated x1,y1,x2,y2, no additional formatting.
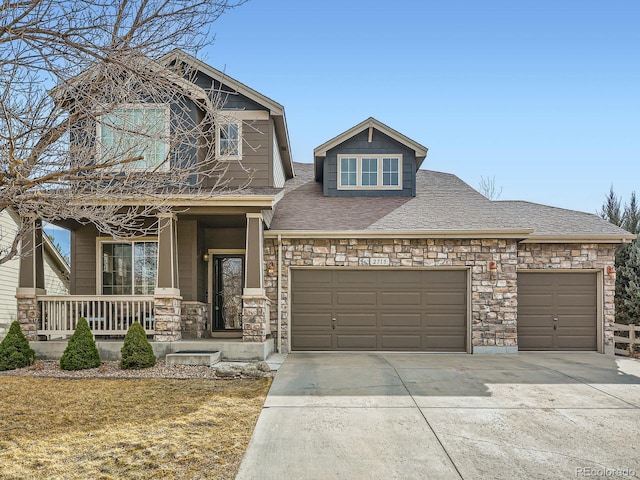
623,192,640,235
599,185,623,227
600,188,640,325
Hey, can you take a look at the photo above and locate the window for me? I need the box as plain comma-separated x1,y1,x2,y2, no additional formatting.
337,155,402,190
217,122,242,158
98,105,169,170
340,157,357,186
382,157,399,186
101,240,157,295
361,158,378,186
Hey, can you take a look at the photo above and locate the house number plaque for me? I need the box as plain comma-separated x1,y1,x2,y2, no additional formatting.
370,258,390,266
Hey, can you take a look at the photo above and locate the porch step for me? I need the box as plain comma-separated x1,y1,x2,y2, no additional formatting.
165,350,221,367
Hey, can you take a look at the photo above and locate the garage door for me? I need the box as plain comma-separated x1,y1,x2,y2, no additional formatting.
291,269,467,352
518,272,598,351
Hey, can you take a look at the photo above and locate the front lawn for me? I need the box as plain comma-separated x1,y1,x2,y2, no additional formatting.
0,377,271,479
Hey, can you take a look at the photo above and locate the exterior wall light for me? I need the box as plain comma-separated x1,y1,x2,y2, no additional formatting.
202,253,210,262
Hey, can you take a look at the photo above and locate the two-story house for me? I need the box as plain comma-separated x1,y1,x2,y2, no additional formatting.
16,51,634,359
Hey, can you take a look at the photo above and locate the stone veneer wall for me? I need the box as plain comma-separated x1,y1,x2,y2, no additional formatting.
180,301,209,339
264,238,618,354
264,238,519,353
517,243,617,349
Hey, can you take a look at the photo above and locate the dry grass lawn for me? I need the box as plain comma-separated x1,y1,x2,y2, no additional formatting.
0,377,271,479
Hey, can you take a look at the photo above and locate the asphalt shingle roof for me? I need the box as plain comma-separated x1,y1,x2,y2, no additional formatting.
269,162,632,239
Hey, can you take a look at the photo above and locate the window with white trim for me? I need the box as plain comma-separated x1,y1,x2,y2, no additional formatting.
337,155,402,190
216,122,242,158
101,240,157,295
340,157,357,186
98,105,169,170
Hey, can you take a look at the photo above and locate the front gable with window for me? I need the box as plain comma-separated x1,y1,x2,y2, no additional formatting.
314,118,427,197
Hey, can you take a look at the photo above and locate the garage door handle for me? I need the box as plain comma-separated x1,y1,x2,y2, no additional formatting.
331,317,337,330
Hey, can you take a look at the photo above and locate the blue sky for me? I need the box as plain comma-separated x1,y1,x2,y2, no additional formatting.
202,0,640,214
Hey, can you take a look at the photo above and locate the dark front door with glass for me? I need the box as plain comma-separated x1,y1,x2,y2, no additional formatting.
213,255,244,330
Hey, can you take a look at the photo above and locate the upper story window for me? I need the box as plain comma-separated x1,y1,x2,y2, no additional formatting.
101,240,157,295
98,105,170,170
216,121,242,158
337,155,402,190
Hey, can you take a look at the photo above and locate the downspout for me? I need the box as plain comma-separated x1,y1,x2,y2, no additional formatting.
277,234,282,354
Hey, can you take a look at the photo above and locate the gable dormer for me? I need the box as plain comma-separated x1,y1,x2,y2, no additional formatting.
313,118,427,197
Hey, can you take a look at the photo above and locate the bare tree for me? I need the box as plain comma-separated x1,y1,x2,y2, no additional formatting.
0,0,249,264
478,175,503,200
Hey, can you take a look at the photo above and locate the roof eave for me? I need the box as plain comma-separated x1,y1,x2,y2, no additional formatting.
264,228,534,239
520,234,637,244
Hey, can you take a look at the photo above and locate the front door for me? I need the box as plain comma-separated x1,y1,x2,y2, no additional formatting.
213,255,244,330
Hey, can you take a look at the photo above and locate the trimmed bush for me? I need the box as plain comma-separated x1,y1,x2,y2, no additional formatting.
120,322,156,369
0,321,36,371
60,318,101,370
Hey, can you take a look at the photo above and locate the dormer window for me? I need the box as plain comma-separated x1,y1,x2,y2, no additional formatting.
338,155,402,190
216,121,242,158
98,105,169,170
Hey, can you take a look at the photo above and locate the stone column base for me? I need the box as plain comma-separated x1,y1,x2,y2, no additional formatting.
16,288,46,341
154,293,182,342
242,296,271,342
181,301,210,339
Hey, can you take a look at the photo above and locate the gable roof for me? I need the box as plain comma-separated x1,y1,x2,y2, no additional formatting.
160,49,294,178
267,163,635,243
313,117,428,181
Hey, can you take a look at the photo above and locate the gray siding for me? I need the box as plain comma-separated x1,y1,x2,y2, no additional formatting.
197,223,207,303
177,220,198,301
70,225,98,295
204,228,246,250
323,129,416,197
207,119,272,188
193,72,268,112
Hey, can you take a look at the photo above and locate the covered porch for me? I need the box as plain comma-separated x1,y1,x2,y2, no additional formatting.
16,208,273,352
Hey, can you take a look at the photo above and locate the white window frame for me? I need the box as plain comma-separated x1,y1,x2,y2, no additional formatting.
216,120,243,159
337,154,403,190
96,104,170,171
96,237,159,295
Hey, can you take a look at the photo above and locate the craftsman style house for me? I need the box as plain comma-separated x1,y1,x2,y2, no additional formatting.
15,51,634,358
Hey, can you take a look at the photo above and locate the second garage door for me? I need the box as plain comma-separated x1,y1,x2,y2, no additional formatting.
291,269,467,352
518,272,598,351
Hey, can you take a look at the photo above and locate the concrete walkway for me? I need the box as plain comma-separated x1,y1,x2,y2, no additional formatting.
236,353,640,480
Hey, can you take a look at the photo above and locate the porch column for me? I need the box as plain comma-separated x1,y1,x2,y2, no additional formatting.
154,213,181,341
16,213,46,340
242,213,271,342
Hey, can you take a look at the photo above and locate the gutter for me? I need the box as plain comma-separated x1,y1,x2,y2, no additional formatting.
264,228,535,239
519,234,637,244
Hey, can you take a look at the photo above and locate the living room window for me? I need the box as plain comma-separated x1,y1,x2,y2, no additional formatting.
217,121,242,158
337,155,402,190
101,240,158,295
98,105,169,170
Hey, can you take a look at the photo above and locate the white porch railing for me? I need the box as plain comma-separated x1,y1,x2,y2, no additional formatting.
38,296,155,338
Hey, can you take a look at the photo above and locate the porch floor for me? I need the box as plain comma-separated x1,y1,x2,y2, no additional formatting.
30,338,274,362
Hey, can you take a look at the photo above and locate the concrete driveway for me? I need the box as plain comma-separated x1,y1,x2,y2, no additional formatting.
236,353,640,480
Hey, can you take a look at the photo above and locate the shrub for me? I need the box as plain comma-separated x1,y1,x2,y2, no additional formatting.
0,321,36,371
120,322,156,369
60,318,101,370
